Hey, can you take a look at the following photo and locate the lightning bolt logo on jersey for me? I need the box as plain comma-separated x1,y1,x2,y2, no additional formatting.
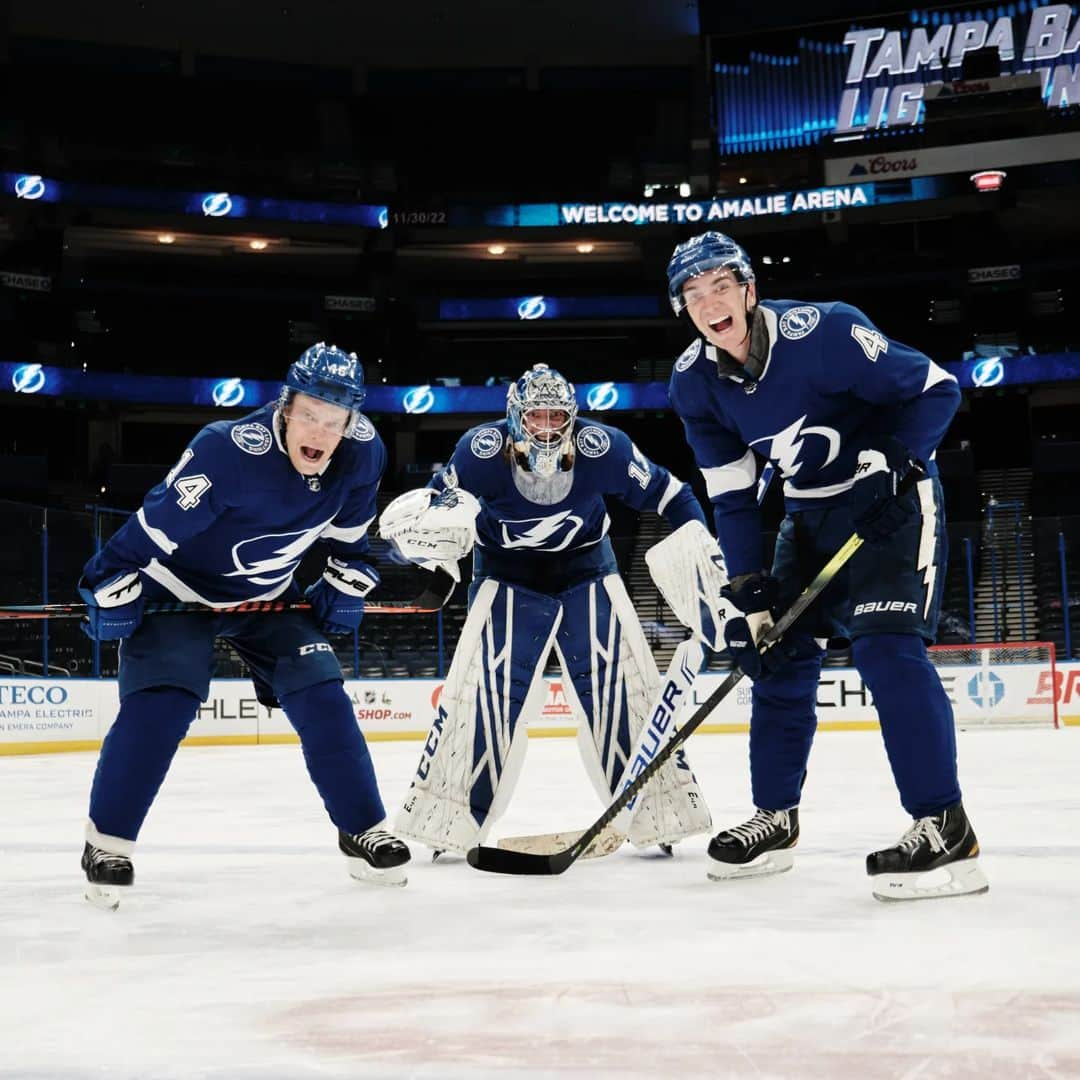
81,404,386,606
432,419,697,563
669,298,959,577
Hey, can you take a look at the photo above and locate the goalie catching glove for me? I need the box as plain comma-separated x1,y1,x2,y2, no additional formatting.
378,486,481,582
645,521,787,680
305,559,379,635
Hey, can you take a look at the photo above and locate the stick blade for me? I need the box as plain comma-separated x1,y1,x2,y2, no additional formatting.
497,824,626,860
466,844,572,876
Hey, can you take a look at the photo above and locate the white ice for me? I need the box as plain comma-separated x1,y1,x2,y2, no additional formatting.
3,727,1080,1079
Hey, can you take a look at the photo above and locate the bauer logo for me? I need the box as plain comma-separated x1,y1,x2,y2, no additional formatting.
12,363,46,394
212,377,245,408
470,427,504,459
14,174,46,200
517,295,547,320
201,192,233,217
576,426,611,458
403,385,435,414
230,422,272,455
778,306,821,340
586,382,619,411
971,358,1005,388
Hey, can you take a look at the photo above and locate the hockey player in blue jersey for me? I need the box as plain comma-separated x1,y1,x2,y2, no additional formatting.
77,343,410,908
379,363,714,857
663,231,987,901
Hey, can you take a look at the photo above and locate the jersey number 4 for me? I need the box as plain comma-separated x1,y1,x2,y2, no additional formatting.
165,448,212,510
851,324,888,362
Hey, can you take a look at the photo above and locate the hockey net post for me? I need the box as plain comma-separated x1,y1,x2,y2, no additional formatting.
929,641,1059,729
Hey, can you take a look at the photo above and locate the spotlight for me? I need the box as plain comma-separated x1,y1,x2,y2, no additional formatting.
487,244,507,255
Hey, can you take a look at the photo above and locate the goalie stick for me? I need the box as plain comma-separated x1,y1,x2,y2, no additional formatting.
0,567,458,620
466,481,911,877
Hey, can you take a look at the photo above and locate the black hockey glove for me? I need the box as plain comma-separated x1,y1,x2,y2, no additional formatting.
851,436,921,546
721,573,789,681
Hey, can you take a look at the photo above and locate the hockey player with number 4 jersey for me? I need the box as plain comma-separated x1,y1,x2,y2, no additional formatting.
664,231,987,901
77,343,410,908
379,363,714,858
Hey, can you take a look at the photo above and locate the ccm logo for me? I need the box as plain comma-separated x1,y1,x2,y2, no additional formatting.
853,601,917,615
298,642,334,655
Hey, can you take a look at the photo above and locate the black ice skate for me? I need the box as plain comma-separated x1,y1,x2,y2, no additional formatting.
706,808,799,882
81,842,134,910
866,802,989,901
339,826,411,887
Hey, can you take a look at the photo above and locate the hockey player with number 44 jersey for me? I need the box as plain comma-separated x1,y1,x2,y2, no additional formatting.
664,231,987,901
379,363,714,859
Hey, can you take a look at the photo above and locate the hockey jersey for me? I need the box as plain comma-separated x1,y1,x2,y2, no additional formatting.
82,404,386,605
669,299,960,578
430,418,703,558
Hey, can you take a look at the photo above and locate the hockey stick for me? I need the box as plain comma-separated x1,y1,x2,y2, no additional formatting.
497,638,705,860
467,526,871,876
0,567,458,620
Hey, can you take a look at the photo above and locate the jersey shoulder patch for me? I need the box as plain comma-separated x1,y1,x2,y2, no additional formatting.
349,413,377,442
675,338,702,372
469,427,505,459
778,305,821,341
576,425,611,458
230,422,273,456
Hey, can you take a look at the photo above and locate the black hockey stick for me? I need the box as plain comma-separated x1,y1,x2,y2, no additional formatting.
0,567,458,620
466,514,884,876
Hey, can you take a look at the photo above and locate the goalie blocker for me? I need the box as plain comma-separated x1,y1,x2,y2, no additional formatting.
394,574,712,856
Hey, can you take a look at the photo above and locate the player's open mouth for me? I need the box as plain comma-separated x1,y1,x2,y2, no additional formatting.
301,446,324,462
708,315,734,335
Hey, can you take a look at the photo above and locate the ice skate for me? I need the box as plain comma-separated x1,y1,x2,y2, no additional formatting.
867,802,988,901
706,808,799,881
339,826,411,887
82,842,134,910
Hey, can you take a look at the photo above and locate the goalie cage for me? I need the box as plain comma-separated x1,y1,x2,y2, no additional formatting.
929,641,1059,729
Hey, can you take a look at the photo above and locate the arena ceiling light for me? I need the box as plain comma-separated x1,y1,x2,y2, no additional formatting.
576,243,595,254
157,233,175,244
487,244,507,255
248,239,269,250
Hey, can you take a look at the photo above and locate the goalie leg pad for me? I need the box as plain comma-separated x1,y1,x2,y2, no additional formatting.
554,574,712,849
395,578,561,854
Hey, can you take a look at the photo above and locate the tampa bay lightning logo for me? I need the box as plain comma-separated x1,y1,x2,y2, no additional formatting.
230,422,272,455
349,414,376,441
971,358,1004,388
749,414,840,478
470,427,504,459
517,296,547,320
576,426,611,458
202,192,233,217
226,520,333,586
967,670,1004,709
15,175,45,200
212,378,245,407
12,363,46,394
675,339,702,372
500,510,584,551
586,382,618,411
377,208,389,230
403,385,435,414
778,306,821,341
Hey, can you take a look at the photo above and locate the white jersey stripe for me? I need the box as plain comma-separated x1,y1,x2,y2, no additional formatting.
701,450,757,498
136,508,179,555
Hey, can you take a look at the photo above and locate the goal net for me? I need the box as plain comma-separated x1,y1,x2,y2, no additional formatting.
929,642,1059,728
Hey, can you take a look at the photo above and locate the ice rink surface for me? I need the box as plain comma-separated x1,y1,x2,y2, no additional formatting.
3,725,1080,1080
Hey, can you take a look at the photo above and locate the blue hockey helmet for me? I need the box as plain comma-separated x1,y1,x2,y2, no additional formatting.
666,232,755,315
282,342,366,413
507,364,578,477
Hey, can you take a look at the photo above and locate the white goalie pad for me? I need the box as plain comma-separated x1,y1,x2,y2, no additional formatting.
378,486,481,582
645,520,738,652
553,574,712,849
394,578,562,854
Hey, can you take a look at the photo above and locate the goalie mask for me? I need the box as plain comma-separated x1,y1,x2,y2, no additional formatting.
506,364,577,478
666,232,755,316
279,342,366,436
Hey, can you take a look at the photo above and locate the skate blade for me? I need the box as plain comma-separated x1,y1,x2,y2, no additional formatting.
84,883,125,910
345,859,408,888
707,848,794,882
871,858,989,902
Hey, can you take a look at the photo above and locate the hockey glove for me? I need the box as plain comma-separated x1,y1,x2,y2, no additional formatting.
851,437,921,546
305,558,379,636
720,573,788,681
77,571,144,641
